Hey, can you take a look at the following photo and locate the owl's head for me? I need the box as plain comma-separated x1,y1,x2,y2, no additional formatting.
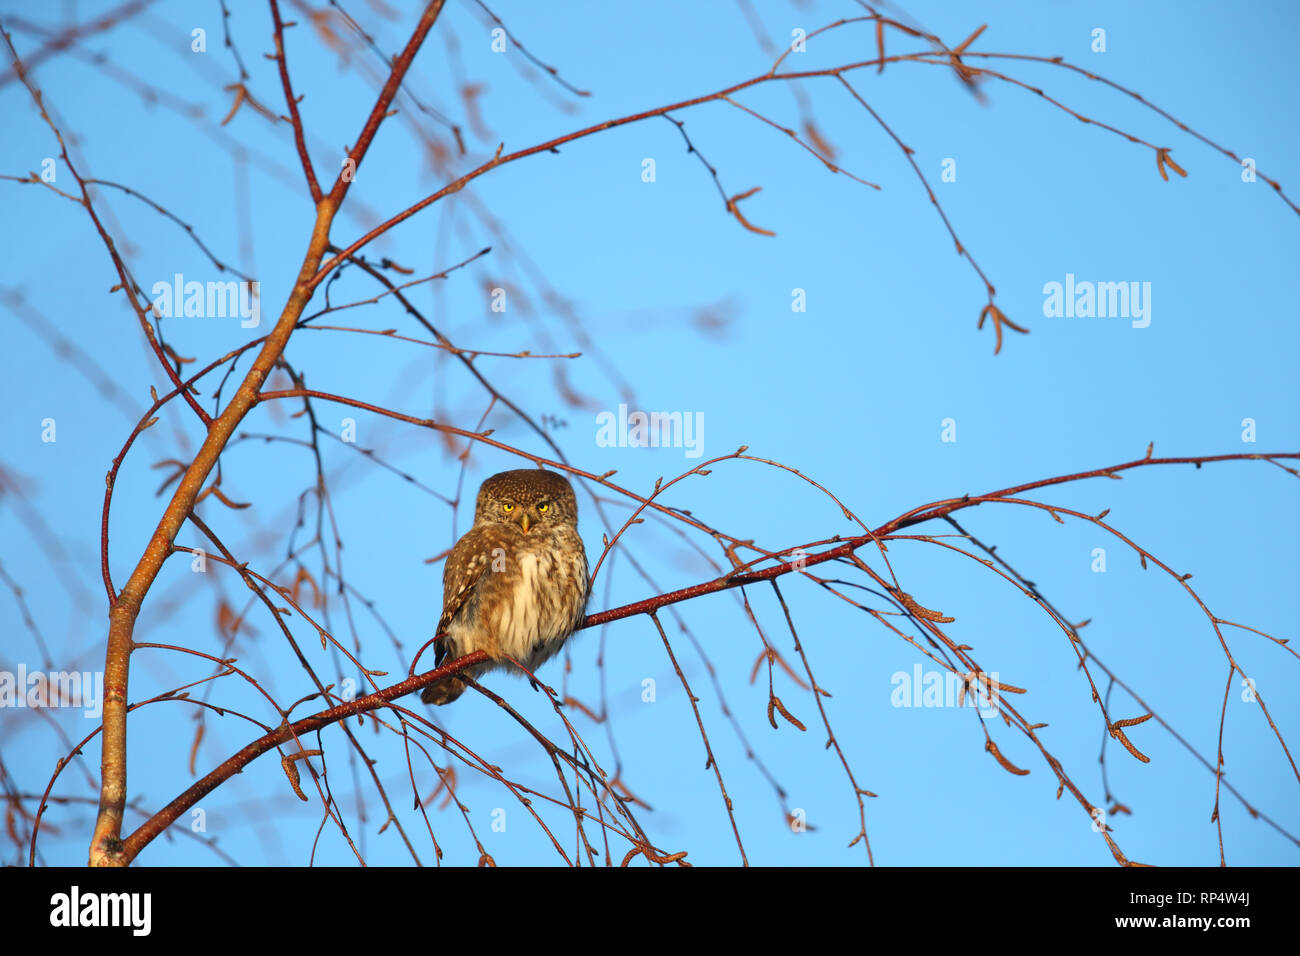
474,469,579,534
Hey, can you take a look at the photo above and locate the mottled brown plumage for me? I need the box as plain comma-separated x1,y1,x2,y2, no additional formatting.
421,469,589,705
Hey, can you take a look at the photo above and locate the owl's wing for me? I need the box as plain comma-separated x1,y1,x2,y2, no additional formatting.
434,527,494,668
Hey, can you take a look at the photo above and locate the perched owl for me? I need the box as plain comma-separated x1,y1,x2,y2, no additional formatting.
421,469,589,705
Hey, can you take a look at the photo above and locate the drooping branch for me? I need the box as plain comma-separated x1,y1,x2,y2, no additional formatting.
103,447,1296,863
117,651,488,864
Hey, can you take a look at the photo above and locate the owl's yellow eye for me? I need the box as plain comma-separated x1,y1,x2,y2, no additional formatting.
502,503,514,513
536,502,549,513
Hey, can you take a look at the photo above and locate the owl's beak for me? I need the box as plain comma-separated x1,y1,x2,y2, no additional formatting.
519,513,532,534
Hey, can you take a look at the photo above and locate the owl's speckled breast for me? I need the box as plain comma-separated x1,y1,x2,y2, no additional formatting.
451,527,588,677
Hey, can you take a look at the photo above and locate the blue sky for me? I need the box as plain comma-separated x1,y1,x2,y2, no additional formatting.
1,0,1297,866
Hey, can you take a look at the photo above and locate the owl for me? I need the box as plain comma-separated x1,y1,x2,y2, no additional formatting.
421,468,590,705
